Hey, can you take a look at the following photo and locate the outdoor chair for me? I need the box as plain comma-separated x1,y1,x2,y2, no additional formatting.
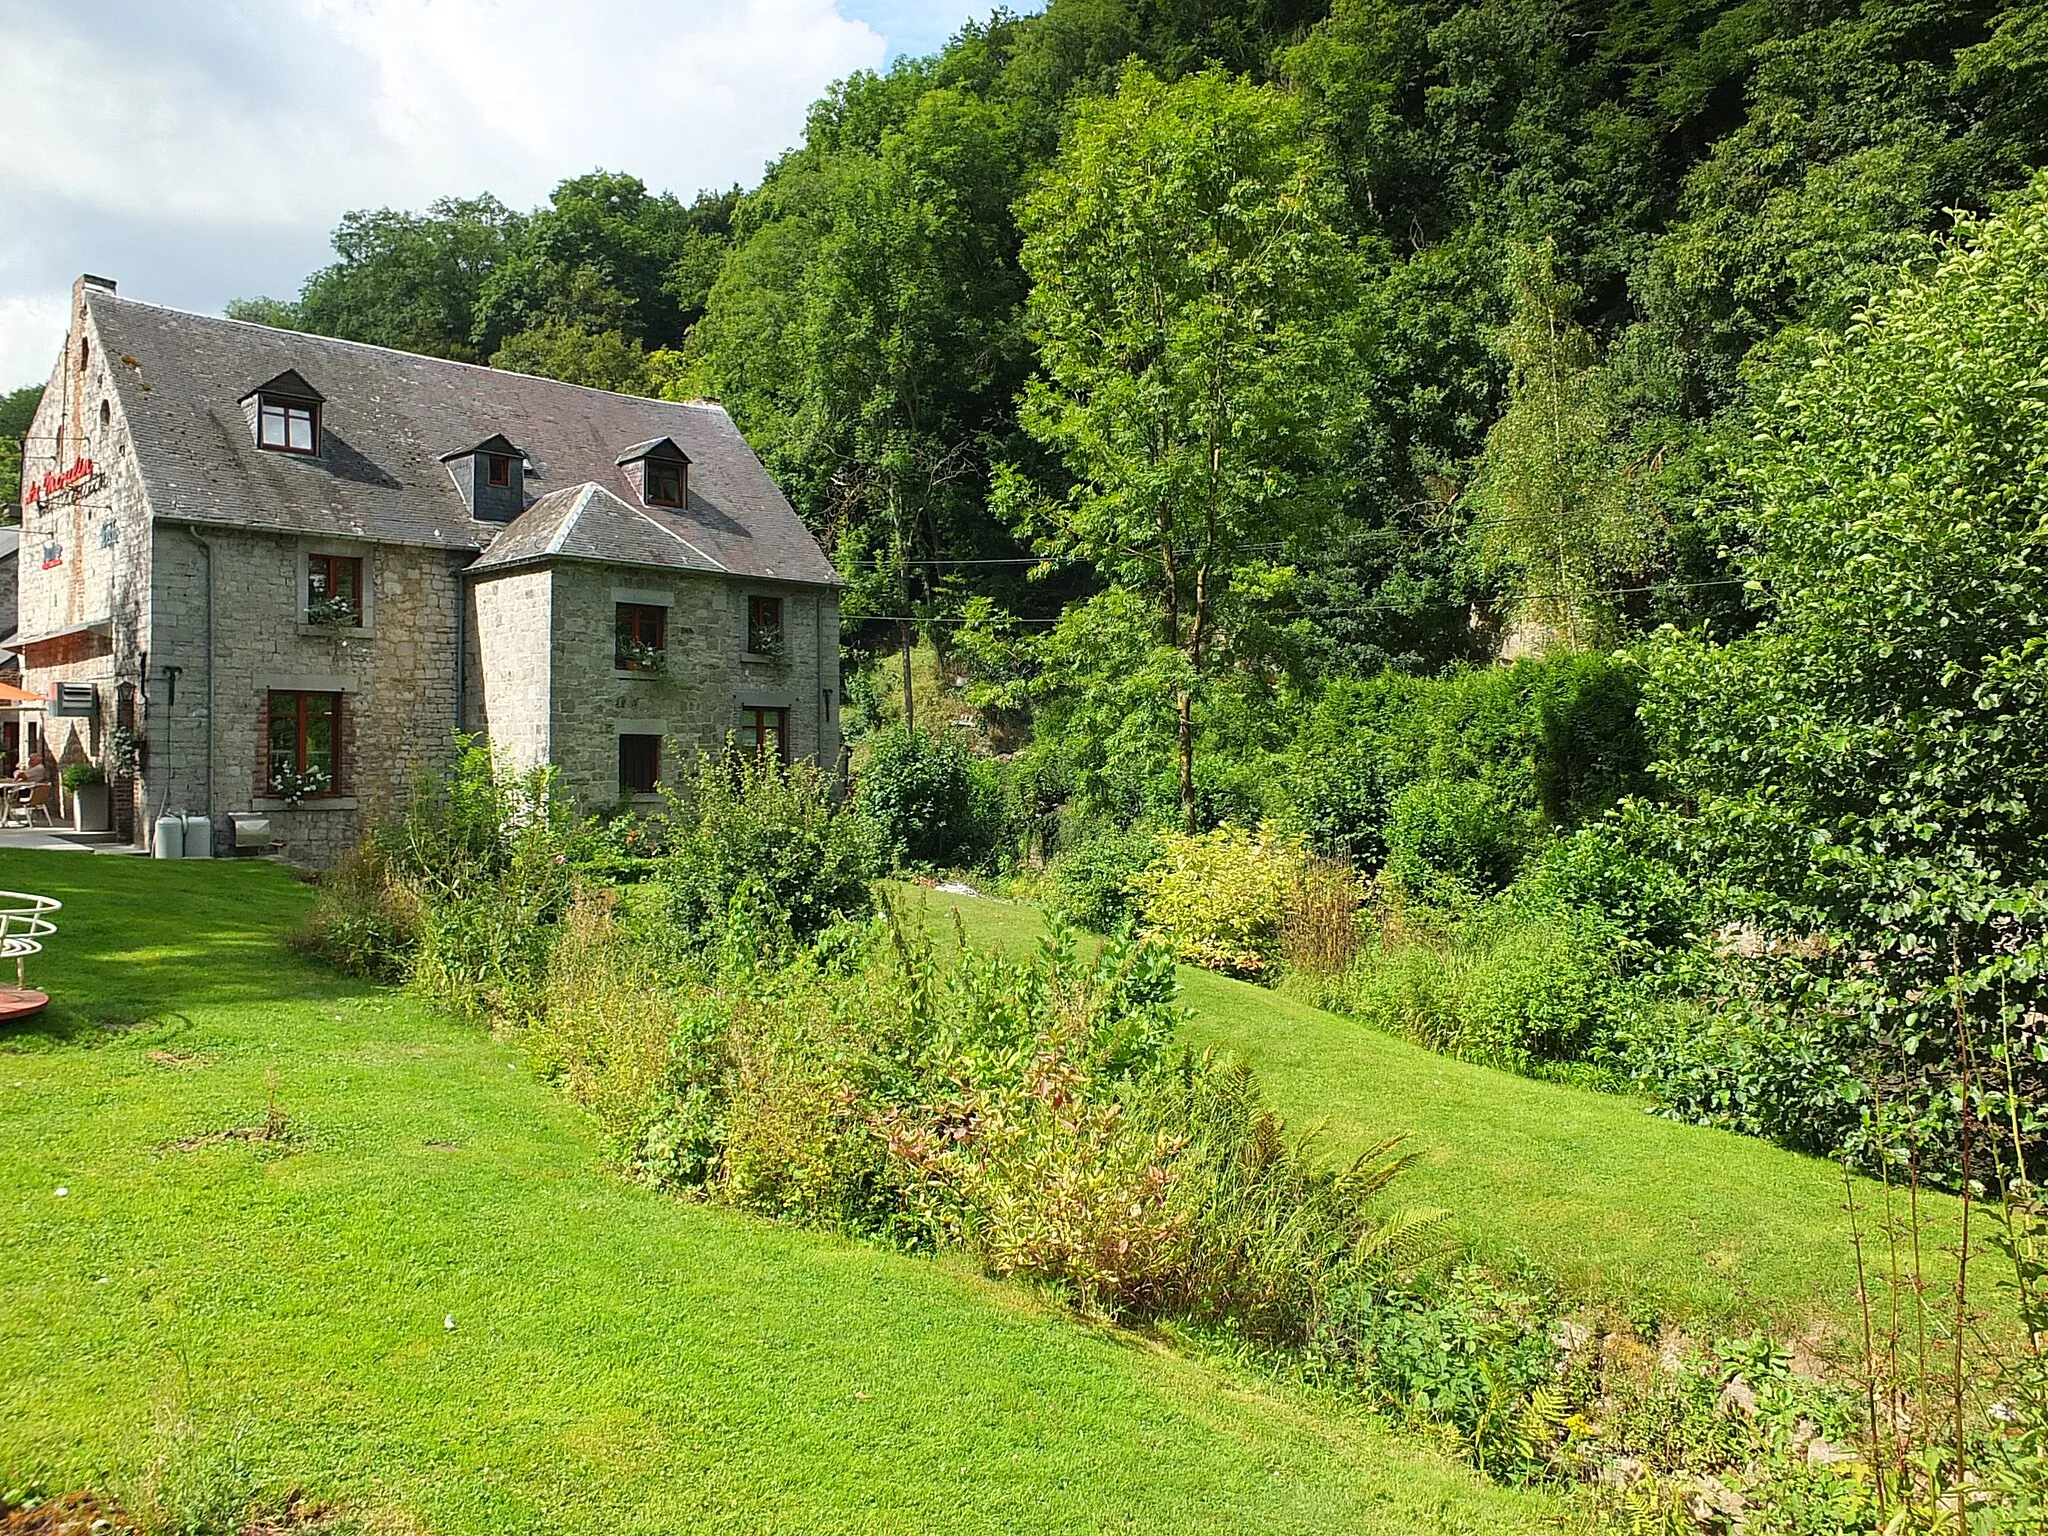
21,784,56,828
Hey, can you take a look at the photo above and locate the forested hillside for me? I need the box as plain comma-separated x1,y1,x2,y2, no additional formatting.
226,0,2048,662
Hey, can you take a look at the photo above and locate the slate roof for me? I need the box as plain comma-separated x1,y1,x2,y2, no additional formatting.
86,291,837,585
468,483,727,576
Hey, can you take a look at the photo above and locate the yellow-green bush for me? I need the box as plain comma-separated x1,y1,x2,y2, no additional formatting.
1129,825,1305,978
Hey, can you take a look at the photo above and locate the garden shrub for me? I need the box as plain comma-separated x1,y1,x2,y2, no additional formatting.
721,981,896,1229
1042,822,1163,934
1515,822,1695,956
569,811,668,884
938,1044,1194,1315
663,747,877,955
292,841,420,982
1621,988,1872,1162
1381,779,1524,908
1313,898,1632,1076
1453,904,1629,1070
1128,825,1305,977
853,724,1007,871
314,734,582,1017
528,890,728,1188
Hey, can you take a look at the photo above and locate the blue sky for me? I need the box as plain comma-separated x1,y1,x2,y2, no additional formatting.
844,0,998,59
0,0,1008,388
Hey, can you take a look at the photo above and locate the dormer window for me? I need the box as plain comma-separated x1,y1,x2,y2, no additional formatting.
647,461,685,507
616,437,692,511
240,368,324,457
440,433,527,522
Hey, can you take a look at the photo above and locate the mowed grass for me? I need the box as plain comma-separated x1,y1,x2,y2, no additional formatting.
0,850,1563,1536
903,886,1969,1340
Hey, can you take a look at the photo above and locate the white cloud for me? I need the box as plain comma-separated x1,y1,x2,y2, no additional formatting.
0,0,951,386
0,296,67,391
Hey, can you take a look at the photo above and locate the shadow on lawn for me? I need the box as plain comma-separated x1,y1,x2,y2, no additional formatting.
0,850,372,1049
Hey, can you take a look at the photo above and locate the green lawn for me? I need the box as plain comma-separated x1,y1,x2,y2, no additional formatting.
0,851,1561,1535
903,885,1967,1339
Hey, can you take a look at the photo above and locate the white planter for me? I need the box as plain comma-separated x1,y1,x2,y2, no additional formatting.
71,783,111,833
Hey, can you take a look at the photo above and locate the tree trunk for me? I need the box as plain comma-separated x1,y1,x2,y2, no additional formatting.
900,619,916,733
1177,690,1196,833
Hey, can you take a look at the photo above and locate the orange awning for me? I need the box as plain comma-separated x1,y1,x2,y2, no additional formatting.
0,683,45,705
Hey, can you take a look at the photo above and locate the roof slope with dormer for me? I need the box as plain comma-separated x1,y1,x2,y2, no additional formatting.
85,290,836,585
469,483,729,576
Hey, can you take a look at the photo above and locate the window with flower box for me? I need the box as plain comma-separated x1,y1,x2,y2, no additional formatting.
267,690,339,797
615,602,667,672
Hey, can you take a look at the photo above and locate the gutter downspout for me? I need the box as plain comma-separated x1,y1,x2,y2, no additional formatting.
184,524,214,825
451,552,469,732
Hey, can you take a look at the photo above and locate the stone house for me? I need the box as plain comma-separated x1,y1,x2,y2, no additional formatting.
15,276,842,862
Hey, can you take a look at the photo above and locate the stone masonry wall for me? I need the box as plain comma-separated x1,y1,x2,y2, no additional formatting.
529,561,841,811
148,528,464,864
469,566,551,774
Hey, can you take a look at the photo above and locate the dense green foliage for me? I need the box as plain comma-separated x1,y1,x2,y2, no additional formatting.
228,176,736,388
1626,173,2048,1179
662,747,878,951
1279,652,1646,865
851,724,1006,870
0,384,42,508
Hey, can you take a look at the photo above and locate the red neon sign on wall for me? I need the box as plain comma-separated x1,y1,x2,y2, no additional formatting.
23,458,95,508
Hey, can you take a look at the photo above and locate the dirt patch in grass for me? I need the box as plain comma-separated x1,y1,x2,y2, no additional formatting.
146,1049,209,1069
159,1118,298,1154
0,1492,136,1534
96,1015,161,1035
0,1491,388,1536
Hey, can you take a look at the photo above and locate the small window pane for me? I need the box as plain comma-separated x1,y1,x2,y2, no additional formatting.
619,734,660,794
266,690,341,794
268,702,298,784
646,463,684,506
287,406,315,452
747,596,783,655
487,454,511,487
304,695,335,777
615,603,666,670
740,706,789,764
260,402,288,447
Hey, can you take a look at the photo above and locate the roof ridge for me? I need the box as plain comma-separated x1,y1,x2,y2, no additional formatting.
86,290,732,414
628,502,728,573
547,484,603,556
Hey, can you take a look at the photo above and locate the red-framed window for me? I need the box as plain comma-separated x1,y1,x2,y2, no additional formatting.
619,734,660,795
739,706,789,764
258,396,319,454
746,594,783,656
486,452,512,487
615,602,667,671
267,690,340,795
307,553,363,625
645,460,686,507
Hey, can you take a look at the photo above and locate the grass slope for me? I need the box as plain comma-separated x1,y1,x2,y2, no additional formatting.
907,887,1966,1339
0,850,1560,1536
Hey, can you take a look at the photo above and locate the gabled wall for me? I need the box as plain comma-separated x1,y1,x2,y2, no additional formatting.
17,285,155,836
